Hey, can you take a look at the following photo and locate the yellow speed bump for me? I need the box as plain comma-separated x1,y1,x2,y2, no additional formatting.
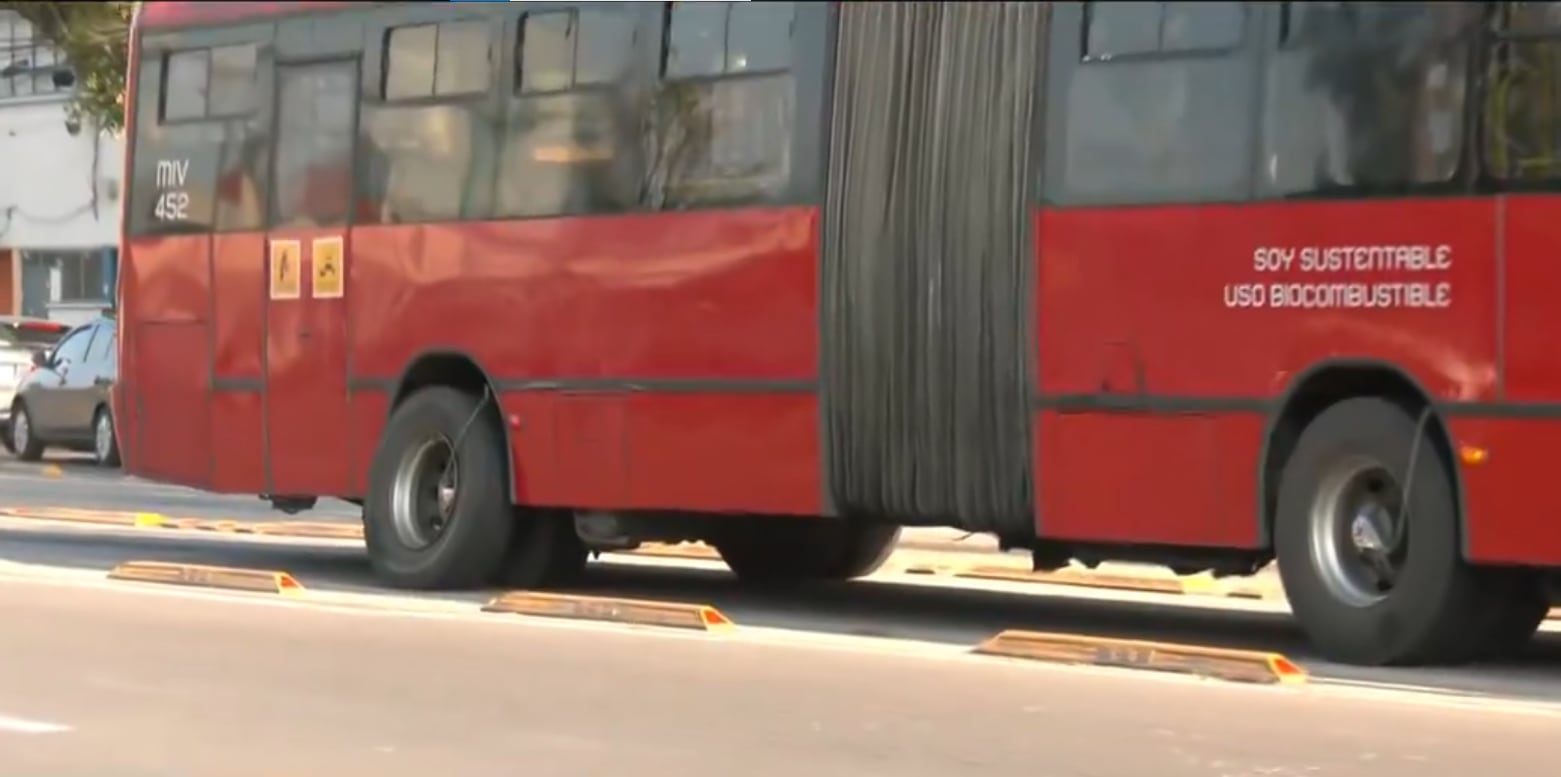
624,542,721,561
247,521,365,540
482,591,733,632
955,565,1200,595
0,506,163,528
107,561,305,596
975,630,1307,685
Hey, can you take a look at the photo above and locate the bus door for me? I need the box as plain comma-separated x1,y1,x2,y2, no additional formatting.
263,58,360,497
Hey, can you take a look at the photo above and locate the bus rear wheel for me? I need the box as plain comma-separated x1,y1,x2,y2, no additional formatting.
363,386,514,590
712,518,900,585
1274,397,1491,666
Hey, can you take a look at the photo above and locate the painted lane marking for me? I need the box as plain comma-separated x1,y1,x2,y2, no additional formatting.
0,714,71,734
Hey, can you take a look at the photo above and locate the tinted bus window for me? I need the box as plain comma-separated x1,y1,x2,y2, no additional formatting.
1262,2,1477,197
1051,2,1255,204
653,2,798,208
1486,2,1561,183
498,6,639,218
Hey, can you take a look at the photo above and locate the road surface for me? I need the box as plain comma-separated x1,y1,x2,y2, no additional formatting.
3,514,1561,702
3,573,1558,777
0,451,988,552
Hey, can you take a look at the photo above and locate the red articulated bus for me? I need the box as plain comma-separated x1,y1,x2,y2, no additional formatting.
114,0,1561,667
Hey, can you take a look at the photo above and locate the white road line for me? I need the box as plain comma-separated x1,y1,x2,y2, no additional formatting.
0,714,71,734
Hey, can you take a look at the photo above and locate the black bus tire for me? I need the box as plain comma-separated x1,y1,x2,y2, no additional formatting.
363,386,513,590
491,507,590,588
1274,397,1488,666
714,519,900,585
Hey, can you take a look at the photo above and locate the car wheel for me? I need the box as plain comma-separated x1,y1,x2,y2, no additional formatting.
93,406,121,467
9,403,44,462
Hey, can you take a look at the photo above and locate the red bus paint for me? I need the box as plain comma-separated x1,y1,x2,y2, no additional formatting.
115,1,1561,666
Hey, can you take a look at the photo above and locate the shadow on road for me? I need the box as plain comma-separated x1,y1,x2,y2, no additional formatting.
3,524,1561,701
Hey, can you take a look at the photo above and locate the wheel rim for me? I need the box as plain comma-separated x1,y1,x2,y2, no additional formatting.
389,435,460,549
12,410,29,452
1307,455,1410,608
95,414,113,461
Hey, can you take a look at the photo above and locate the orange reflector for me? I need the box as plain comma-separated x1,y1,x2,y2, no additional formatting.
974,630,1308,685
1459,445,1489,466
482,591,733,632
107,560,305,596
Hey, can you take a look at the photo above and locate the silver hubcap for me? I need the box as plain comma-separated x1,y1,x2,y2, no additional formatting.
12,410,28,452
95,414,113,461
1308,456,1409,608
389,436,460,549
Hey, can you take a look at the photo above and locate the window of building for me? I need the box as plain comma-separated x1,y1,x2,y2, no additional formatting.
517,8,636,93
161,43,259,122
384,20,491,101
0,11,72,101
21,250,111,305
1084,1,1244,59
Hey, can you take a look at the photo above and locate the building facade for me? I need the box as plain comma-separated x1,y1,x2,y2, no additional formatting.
0,10,122,325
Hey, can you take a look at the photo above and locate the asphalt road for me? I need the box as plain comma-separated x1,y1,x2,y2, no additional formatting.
3,574,1559,777
0,451,990,552
0,452,360,522
6,450,1561,706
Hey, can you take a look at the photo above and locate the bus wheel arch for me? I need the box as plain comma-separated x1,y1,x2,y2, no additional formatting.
388,350,516,503
1259,359,1463,553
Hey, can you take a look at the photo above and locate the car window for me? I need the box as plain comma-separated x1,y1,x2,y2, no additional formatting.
51,327,95,366
86,324,117,365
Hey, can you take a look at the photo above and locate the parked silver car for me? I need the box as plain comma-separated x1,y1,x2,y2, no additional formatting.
0,316,70,451
6,316,120,466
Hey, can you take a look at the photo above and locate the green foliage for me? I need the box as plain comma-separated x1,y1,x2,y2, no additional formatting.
0,2,135,133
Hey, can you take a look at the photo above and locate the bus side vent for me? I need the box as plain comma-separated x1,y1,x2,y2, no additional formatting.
820,2,1047,534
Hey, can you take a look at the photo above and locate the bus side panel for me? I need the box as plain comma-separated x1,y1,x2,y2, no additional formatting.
348,389,390,498
1500,195,1561,403
1446,416,1561,565
121,235,215,488
627,393,821,515
208,231,267,493
1034,200,1496,549
348,208,819,515
1458,194,1561,565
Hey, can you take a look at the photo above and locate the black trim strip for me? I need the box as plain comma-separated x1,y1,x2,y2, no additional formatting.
1033,392,1561,420
339,376,818,395
1034,394,1272,414
217,378,1561,421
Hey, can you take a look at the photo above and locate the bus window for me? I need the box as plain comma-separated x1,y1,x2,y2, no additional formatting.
1486,2,1561,183
1262,2,1478,197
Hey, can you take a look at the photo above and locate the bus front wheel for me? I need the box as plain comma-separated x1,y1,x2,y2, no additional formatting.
1274,397,1490,666
362,386,514,590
